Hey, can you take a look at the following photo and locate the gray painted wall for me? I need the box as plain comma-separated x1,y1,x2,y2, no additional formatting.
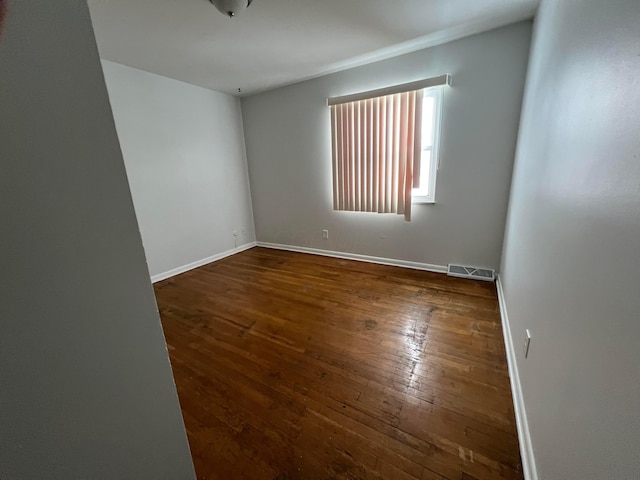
0,2,195,479
500,0,640,478
241,22,532,270
101,60,256,279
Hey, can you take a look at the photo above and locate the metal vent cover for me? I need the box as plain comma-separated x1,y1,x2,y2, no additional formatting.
447,264,495,282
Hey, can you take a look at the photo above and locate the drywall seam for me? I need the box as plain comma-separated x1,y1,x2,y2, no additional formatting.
496,275,538,480
150,242,257,283
256,242,448,273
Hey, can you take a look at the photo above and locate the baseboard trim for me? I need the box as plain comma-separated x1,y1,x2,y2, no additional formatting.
256,242,447,274
496,275,538,480
151,242,257,283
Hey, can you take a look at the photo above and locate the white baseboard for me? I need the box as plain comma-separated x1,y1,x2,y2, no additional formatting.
150,242,257,283
256,242,447,274
496,275,538,480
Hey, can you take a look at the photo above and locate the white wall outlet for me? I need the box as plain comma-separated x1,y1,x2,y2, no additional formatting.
524,329,532,358
241,229,246,237
322,229,329,239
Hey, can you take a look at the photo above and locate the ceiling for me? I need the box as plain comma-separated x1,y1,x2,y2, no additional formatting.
88,0,538,96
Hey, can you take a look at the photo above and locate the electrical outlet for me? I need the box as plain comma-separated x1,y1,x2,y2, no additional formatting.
241,229,246,237
322,229,329,239
524,329,531,358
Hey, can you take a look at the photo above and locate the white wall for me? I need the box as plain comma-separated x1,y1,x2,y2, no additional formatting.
241,22,532,270
0,2,194,479
500,0,640,478
101,60,255,279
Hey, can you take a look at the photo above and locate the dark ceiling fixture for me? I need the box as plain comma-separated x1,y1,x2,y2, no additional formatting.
209,0,253,18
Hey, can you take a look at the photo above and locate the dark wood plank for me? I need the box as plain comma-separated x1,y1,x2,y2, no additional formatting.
154,247,523,480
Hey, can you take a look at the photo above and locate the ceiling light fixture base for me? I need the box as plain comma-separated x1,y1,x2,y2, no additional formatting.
209,0,253,18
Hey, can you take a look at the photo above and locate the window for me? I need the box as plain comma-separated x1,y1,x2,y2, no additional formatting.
412,87,443,203
328,75,449,221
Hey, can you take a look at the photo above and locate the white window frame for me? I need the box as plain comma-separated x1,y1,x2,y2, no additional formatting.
412,86,444,204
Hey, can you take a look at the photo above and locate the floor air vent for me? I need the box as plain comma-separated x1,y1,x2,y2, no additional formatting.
447,264,495,282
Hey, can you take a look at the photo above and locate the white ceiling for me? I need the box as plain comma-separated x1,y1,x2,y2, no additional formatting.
88,0,538,96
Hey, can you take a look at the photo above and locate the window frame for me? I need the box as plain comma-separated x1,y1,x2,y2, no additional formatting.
412,86,444,204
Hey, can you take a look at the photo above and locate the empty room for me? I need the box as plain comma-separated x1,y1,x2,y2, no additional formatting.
1,1,638,479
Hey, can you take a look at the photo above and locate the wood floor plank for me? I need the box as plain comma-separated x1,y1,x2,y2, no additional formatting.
154,247,523,480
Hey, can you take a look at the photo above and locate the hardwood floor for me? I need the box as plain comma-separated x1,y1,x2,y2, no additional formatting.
154,247,522,480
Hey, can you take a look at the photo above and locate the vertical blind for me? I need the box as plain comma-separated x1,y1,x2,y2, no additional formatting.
328,75,450,222
330,90,424,221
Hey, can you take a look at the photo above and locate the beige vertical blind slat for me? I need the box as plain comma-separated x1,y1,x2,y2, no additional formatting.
347,102,354,211
372,98,379,213
367,99,374,212
383,95,390,213
379,97,387,213
355,101,361,211
363,100,368,212
356,102,365,212
345,105,349,209
331,108,340,210
351,102,356,211
340,104,348,211
354,102,359,211
405,91,416,217
398,92,408,216
391,94,400,213
412,90,424,189
335,105,342,210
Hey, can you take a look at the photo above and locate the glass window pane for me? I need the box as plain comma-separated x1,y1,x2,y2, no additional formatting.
422,95,435,148
413,150,432,197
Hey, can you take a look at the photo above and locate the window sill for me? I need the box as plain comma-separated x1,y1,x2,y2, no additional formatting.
412,197,435,204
